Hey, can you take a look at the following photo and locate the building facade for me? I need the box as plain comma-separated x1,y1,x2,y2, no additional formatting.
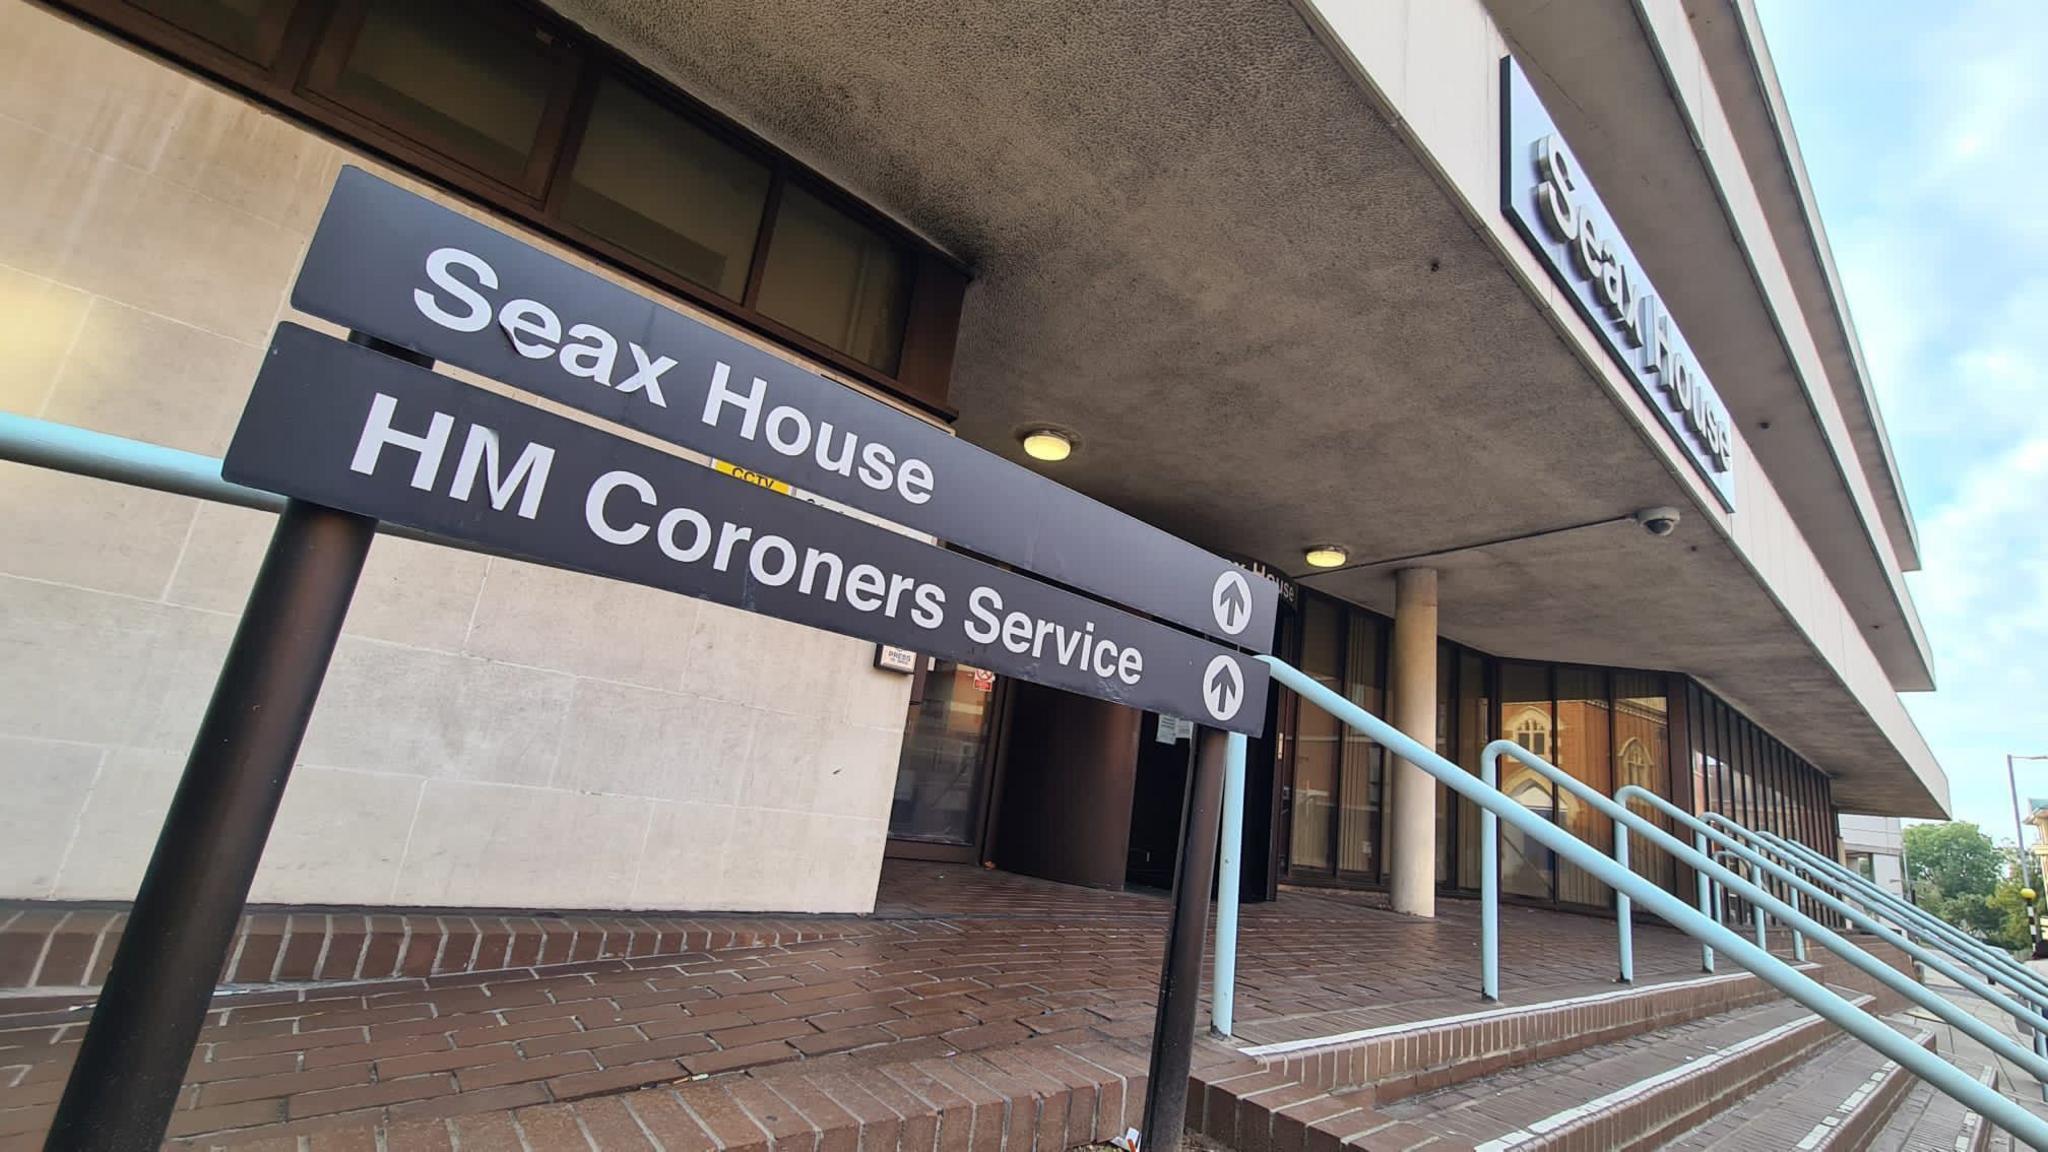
1837,814,1906,900
0,0,1944,922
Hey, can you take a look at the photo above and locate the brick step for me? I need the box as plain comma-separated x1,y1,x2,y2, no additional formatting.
136,1029,1157,1151
1194,963,1817,1152
1663,1016,1940,1151
1364,993,1881,1151
1861,1063,1999,1152
0,904,880,991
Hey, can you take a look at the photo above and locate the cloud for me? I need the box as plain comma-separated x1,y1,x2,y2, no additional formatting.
1759,0,2048,841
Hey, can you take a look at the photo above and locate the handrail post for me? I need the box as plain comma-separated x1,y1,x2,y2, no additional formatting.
1481,754,1500,1002
1614,816,1634,984
1789,865,1808,962
1211,732,1246,1038
1694,829,1715,973
1749,859,1768,949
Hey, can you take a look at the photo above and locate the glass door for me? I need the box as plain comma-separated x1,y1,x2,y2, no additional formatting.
1279,593,1387,886
886,660,1002,857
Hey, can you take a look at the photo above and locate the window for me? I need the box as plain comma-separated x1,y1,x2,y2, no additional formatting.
1280,593,1388,883
77,0,960,406
132,0,291,62
756,183,913,373
560,77,772,299
308,0,575,192
1554,668,1610,907
1498,664,1554,901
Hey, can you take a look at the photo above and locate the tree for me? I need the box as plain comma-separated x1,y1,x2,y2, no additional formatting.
1902,822,2031,954
1904,821,2005,903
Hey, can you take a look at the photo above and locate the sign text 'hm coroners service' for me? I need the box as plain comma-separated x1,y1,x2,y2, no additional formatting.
291,168,1280,651
224,326,1269,733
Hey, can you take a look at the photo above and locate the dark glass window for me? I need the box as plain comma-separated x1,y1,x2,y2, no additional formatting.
311,0,573,190
560,78,772,299
1614,671,1674,893
1289,595,1344,874
90,0,949,404
132,0,290,62
1337,616,1386,879
1434,641,1457,887
756,183,914,372
1453,648,1491,890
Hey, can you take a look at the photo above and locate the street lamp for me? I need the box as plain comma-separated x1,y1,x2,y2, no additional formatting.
2006,753,2048,954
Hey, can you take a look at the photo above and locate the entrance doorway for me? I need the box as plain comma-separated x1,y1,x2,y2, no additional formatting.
1126,713,1194,890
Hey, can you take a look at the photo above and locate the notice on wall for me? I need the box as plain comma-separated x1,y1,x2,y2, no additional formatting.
225,326,1270,734
874,644,918,673
1154,714,1195,745
289,167,1280,651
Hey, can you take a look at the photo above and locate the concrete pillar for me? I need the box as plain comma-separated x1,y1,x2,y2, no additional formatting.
1389,567,1439,917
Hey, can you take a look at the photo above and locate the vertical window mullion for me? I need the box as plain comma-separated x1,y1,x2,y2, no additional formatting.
1548,663,1560,905
742,164,788,310
539,56,602,216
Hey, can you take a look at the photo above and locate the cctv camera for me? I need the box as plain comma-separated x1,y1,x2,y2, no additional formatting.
1634,506,1682,537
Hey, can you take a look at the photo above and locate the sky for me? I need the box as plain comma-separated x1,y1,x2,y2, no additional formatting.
1752,1,2048,848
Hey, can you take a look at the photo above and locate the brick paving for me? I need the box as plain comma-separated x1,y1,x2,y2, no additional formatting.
0,862,1786,1147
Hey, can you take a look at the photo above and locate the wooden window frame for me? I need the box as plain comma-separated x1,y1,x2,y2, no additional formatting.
50,0,968,416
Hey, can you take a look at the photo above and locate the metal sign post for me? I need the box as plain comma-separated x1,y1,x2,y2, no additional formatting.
1140,726,1229,1152
40,346,412,1150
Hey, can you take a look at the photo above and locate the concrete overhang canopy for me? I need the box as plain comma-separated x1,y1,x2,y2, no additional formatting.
544,0,1946,816
1481,0,1934,692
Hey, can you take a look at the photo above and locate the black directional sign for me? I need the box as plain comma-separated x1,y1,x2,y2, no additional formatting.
288,167,1279,652
225,326,1269,734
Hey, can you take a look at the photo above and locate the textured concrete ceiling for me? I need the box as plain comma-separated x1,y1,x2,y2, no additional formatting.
546,0,1940,814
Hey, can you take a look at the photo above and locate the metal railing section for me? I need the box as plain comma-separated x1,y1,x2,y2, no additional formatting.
1718,819,2048,1101
10,411,2045,1146
1250,659,2048,1146
1734,824,2048,1015
1599,781,2048,1087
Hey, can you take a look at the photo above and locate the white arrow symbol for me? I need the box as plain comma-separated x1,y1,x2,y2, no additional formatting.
1203,655,1244,722
1212,571,1251,635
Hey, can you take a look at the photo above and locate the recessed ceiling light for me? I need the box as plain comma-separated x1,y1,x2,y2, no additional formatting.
1020,428,1074,462
1304,545,1348,569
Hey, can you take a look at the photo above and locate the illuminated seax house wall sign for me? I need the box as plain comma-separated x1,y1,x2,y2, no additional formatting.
1500,57,1738,511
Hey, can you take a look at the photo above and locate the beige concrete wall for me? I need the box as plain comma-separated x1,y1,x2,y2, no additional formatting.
0,2,913,912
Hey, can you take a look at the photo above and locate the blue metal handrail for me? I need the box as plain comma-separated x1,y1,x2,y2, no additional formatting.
1259,658,2048,1145
1739,824,2048,1011
1487,742,2048,1088
1743,824,2048,1103
10,411,2041,1144
1602,781,2048,1085
0,411,541,565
